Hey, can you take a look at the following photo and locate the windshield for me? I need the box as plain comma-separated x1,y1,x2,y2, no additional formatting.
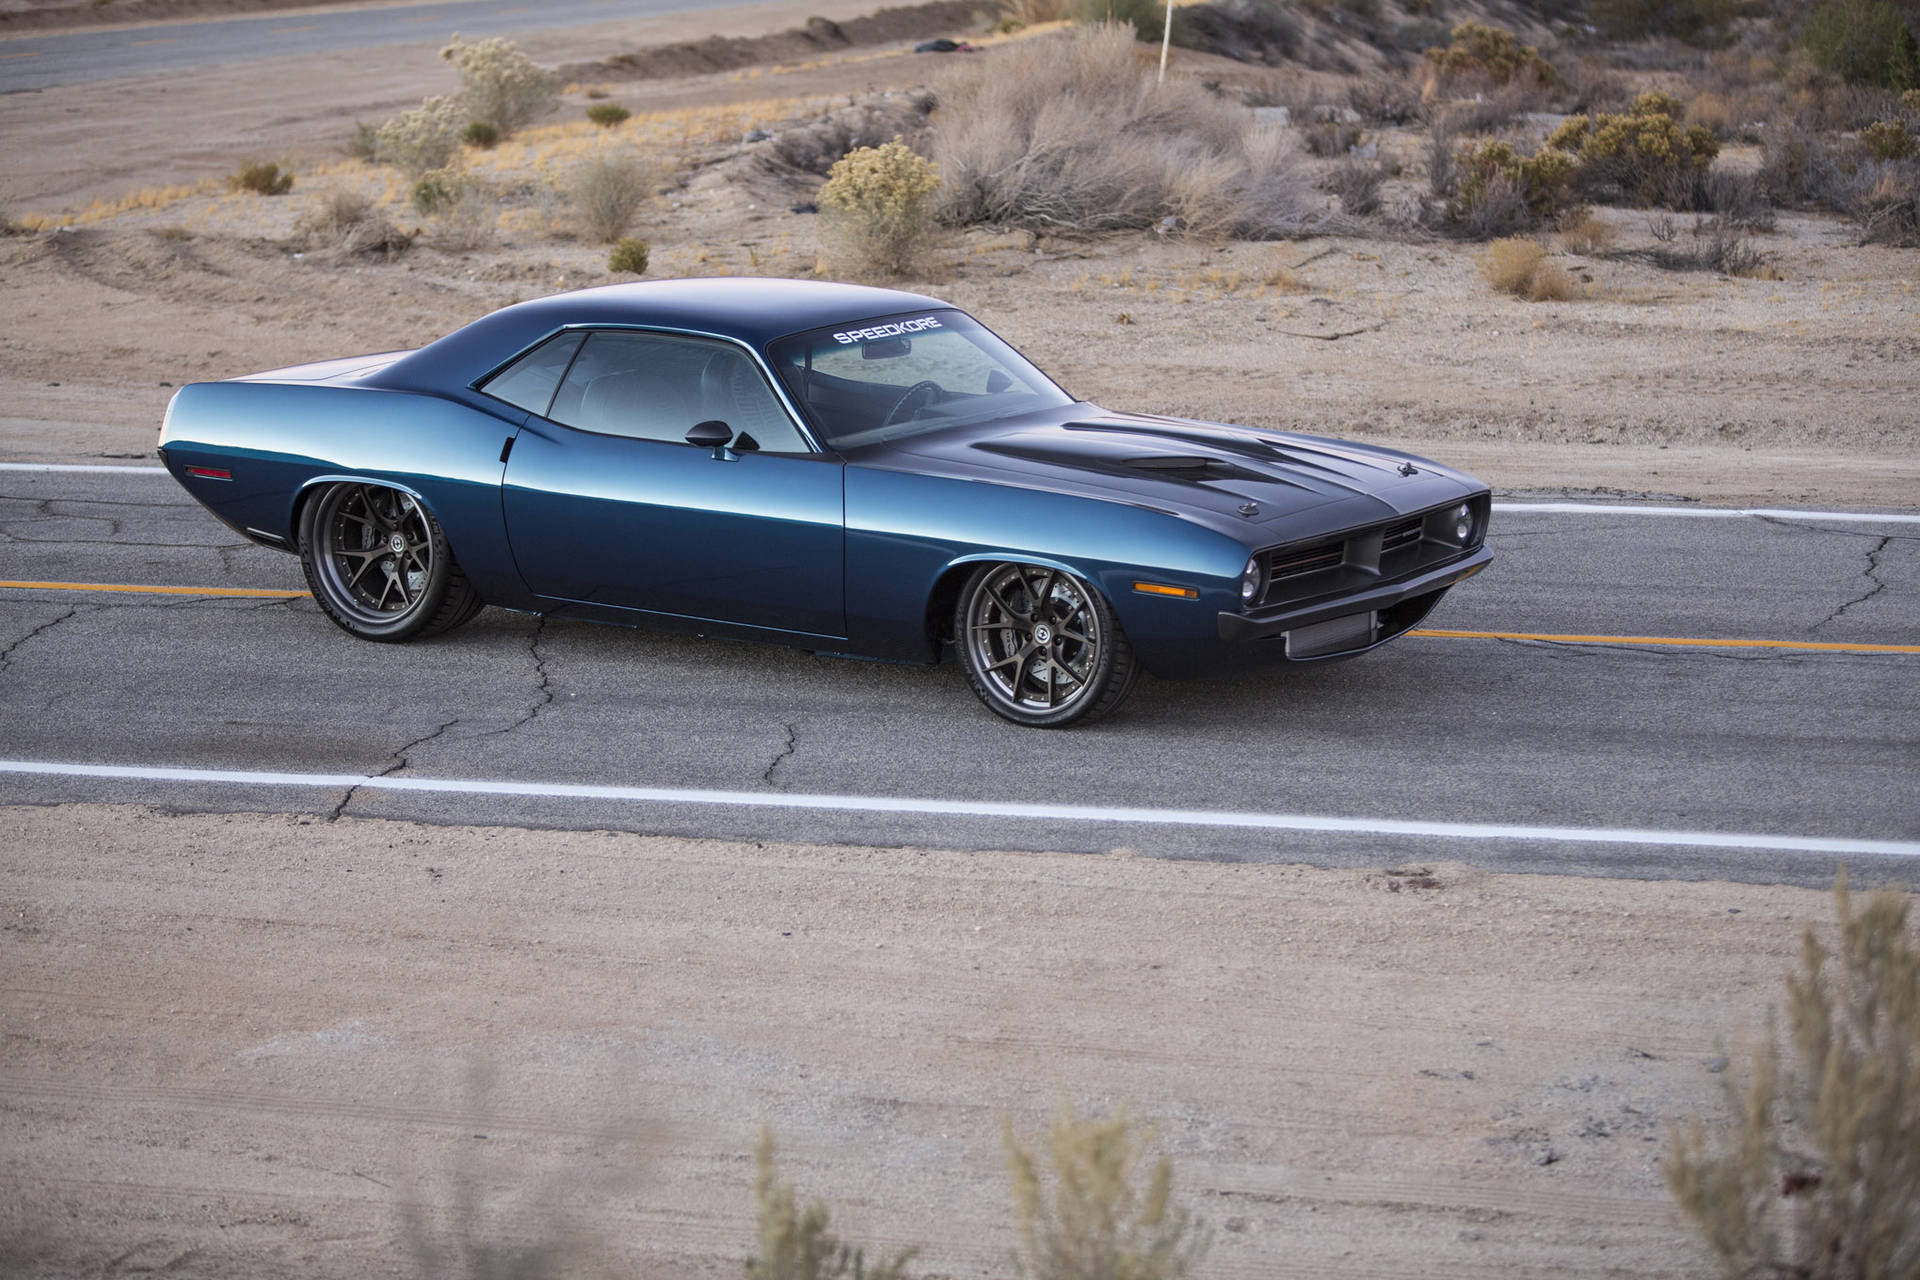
766,310,1073,449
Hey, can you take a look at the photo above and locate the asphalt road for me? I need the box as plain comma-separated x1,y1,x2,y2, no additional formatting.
1,466,1916,886
0,0,742,92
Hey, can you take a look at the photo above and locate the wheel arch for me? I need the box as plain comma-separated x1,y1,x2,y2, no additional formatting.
922,551,1107,656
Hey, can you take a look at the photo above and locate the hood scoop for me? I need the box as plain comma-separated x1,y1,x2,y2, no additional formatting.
972,440,1270,488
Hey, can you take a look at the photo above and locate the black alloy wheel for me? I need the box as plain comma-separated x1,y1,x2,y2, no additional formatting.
298,482,482,641
955,561,1138,727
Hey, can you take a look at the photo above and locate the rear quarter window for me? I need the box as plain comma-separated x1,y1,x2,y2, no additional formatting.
478,331,586,415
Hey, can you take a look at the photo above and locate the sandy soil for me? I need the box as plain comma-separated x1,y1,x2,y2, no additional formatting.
0,801,1842,1278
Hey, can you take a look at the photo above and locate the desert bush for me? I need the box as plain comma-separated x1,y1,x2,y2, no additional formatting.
1846,159,1920,243
1863,118,1917,161
1004,1104,1209,1280
1451,139,1577,227
1480,236,1578,300
230,161,293,196
1423,21,1555,91
347,121,380,162
1548,93,1720,206
375,96,466,176
440,34,558,137
291,189,410,258
1589,0,1735,44
1347,74,1420,125
462,120,500,150
1801,0,1920,90
933,25,1311,238
1699,168,1775,229
1071,0,1162,42
818,138,941,278
411,169,496,248
586,102,631,129
567,146,654,243
1301,119,1363,157
1650,216,1776,276
1323,155,1388,215
1667,875,1920,1279
747,1129,916,1280
1557,206,1616,252
607,237,650,274
1000,0,1073,26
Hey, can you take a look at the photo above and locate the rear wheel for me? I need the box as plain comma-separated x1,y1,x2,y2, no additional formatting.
298,482,482,641
955,562,1138,727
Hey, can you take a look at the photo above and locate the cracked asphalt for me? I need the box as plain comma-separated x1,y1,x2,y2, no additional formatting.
1,470,1916,886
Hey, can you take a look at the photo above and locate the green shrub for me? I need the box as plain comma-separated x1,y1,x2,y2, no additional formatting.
1071,0,1162,42
568,146,654,243
1802,0,1920,90
1451,140,1578,229
1547,93,1720,206
1424,21,1555,88
586,102,631,129
462,120,500,150
230,161,293,195
347,120,379,162
1667,875,1920,1278
607,237,650,274
440,34,558,136
1004,1103,1209,1280
411,169,457,215
1863,118,1917,160
818,138,941,278
746,1129,916,1280
375,96,465,176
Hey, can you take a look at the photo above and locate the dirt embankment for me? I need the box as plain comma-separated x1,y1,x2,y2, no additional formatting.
0,802,1832,1279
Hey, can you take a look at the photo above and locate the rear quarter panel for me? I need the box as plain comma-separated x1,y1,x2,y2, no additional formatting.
159,380,534,608
844,466,1252,676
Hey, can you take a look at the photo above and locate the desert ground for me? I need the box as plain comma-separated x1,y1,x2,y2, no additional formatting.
1,1,1917,1276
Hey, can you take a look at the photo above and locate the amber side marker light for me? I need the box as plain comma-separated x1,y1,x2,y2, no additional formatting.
1133,581,1199,599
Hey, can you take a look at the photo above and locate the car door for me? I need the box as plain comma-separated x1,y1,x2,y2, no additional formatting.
498,329,846,640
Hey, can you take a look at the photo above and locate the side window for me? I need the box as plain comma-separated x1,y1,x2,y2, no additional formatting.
478,331,585,416
547,331,812,452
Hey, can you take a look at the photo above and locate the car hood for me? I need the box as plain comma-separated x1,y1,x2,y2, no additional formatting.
871,406,1486,543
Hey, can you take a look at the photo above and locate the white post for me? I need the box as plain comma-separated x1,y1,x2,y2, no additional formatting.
1158,0,1173,82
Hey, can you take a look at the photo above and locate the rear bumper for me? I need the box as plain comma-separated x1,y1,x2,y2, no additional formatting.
1216,545,1493,651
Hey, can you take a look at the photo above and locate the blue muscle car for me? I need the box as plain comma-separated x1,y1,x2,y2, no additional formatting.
158,278,1491,726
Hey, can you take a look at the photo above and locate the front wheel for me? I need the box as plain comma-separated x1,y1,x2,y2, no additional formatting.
298,482,483,641
954,562,1139,727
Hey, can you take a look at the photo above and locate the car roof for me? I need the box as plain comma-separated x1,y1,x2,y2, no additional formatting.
372,277,949,389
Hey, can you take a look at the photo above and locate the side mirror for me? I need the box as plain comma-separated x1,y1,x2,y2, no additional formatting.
685,420,733,449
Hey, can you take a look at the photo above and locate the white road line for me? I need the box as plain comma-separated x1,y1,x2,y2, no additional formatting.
0,463,168,474
2,760,1915,858
3,466,1915,524
1493,502,1920,523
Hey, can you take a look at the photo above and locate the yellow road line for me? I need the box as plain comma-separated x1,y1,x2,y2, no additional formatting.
0,580,308,599
0,50,42,60
128,37,181,45
1411,628,1920,655
1,582,1912,654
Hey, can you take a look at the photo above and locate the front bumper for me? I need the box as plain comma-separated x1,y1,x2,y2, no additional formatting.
1216,545,1493,654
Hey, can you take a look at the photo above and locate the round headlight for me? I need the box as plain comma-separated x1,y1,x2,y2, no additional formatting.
1240,556,1263,606
1453,502,1473,543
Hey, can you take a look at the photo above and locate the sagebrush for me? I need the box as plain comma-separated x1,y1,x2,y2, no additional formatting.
230,161,294,196
747,1129,915,1280
1004,1103,1209,1280
1480,237,1578,301
818,138,941,278
375,96,466,176
1547,92,1720,207
587,102,632,129
441,34,558,136
933,24,1309,238
567,147,654,243
291,189,410,258
607,237,650,274
1667,874,1920,1279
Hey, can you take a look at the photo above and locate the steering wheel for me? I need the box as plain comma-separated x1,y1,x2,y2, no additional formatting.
881,380,943,427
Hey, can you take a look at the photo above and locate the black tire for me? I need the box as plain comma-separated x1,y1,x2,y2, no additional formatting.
954,561,1139,727
298,482,483,642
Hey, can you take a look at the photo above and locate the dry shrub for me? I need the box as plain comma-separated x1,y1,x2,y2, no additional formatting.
1557,206,1616,253
425,173,499,251
1848,161,1920,244
818,138,941,278
1667,875,1920,1279
761,99,930,179
1421,21,1556,94
1323,155,1388,216
1448,140,1577,235
376,96,466,176
1862,118,1917,162
933,25,1310,238
1000,0,1071,23
1480,237,1578,300
441,34,558,137
567,146,654,244
1301,120,1363,157
1004,1103,1209,1280
747,1129,915,1280
230,161,293,196
1548,92,1720,206
1649,217,1776,276
1347,73,1420,125
292,189,410,258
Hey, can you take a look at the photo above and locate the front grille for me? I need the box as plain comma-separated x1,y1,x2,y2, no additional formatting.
1254,499,1484,609
1381,515,1423,553
1266,542,1344,581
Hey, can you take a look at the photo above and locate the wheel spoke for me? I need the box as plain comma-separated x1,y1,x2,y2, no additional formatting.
986,580,1027,623
1036,569,1059,619
985,642,1033,676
